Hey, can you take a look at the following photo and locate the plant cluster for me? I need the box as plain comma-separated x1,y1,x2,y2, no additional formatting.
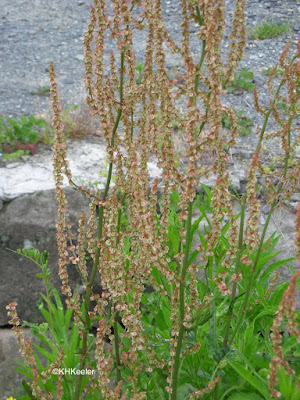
221,109,254,136
30,86,51,97
6,1,300,400
59,103,99,139
222,68,254,95
0,114,51,161
262,66,285,77
135,62,145,85
0,102,100,162
250,21,291,40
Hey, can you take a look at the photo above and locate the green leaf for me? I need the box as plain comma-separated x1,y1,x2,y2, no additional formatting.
262,233,280,253
169,207,181,230
229,392,264,400
168,230,180,254
156,307,171,331
170,189,179,208
28,247,35,259
124,237,131,254
40,250,49,266
152,267,162,286
252,307,277,323
22,380,38,400
13,364,33,380
243,323,257,358
199,183,212,203
188,250,199,267
35,273,46,279
277,369,294,398
254,252,281,280
176,384,194,399
64,307,73,335
191,216,202,241
259,257,295,284
270,282,289,305
30,328,57,352
289,265,296,274
227,359,270,398
33,343,56,363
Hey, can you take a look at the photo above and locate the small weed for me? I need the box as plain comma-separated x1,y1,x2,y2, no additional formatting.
172,69,186,85
172,120,179,130
135,62,145,85
1,149,30,161
275,101,300,116
221,109,254,135
269,162,275,172
276,101,288,113
288,157,297,168
0,114,51,159
171,114,185,133
222,68,254,94
30,85,51,96
60,102,99,138
262,66,285,76
250,20,290,40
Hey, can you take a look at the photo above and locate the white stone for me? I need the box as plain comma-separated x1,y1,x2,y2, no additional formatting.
0,141,163,201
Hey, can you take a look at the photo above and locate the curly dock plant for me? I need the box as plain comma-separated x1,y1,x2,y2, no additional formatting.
7,1,300,399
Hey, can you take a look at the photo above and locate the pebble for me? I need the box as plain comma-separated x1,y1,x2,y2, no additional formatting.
75,54,84,61
262,204,271,214
260,214,266,225
64,78,74,84
291,194,300,202
238,150,253,160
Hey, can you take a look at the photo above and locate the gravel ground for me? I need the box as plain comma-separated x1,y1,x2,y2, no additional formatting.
0,0,299,155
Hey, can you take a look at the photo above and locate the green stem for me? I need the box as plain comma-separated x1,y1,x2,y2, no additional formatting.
219,386,243,400
228,70,295,346
222,203,245,349
114,311,122,383
170,203,193,400
45,282,60,352
112,192,127,387
194,6,206,93
229,205,273,346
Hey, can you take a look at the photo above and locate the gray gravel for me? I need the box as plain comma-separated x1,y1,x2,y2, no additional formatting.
0,0,299,154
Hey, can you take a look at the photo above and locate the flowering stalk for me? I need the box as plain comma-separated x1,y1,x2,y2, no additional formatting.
269,270,300,398
170,203,193,400
229,47,300,346
7,302,46,399
73,49,125,400
222,203,245,349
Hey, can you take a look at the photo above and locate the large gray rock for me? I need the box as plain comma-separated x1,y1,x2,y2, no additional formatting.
0,187,94,326
0,328,35,399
